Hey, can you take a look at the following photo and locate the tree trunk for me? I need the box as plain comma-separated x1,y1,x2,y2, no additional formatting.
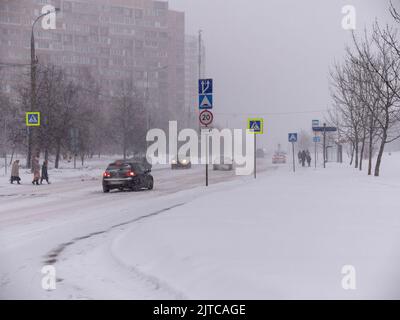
44,148,49,162
9,148,15,165
123,134,127,160
359,130,366,171
374,133,387,177
349,143,355,166
354,137,359,169
55,139,61,169
368,117,374,176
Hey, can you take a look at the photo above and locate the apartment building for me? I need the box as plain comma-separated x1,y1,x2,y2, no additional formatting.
0,0,185,126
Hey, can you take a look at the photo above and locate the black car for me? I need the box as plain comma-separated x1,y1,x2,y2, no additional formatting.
114,156,152,171
102,161,154,193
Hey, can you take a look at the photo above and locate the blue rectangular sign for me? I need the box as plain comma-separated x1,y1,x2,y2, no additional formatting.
288,133,298,143
198,79,213,94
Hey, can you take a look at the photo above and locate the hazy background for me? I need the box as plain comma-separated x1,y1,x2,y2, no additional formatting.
169,0,393,149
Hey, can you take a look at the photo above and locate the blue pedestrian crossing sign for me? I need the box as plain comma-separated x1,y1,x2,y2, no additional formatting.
26,112,40,127
288,133,298,143
313,136,321,143
199,78,213,110
199,94,213,109
247,118,264,134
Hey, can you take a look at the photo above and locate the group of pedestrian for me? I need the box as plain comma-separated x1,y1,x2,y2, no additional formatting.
10,157,50,185
298,150,312,167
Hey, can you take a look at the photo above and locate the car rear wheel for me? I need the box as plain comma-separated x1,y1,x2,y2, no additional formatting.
148,179,154,190
103,186,110,193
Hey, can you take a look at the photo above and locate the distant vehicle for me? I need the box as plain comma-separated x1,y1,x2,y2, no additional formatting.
171,156,191,169
256,148,265,158
272,152,286,164
213,157,233,171
102,160,153,193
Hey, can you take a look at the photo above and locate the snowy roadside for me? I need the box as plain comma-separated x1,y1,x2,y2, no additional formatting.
106,153,400,299
0,156,273,299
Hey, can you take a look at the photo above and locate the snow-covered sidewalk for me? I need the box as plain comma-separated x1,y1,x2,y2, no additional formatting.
110,153,400,299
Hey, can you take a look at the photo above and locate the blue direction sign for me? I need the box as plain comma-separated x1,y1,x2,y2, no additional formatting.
313,126,337,132
288,133,298,143
313,136,321,143
199,78,213,110
198,79,213,94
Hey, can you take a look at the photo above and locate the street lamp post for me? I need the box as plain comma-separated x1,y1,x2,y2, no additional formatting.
27,8,59,169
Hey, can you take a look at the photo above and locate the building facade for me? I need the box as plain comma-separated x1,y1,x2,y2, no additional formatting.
0,0,185,127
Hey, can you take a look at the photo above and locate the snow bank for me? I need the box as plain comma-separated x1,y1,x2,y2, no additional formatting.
111,153,400,299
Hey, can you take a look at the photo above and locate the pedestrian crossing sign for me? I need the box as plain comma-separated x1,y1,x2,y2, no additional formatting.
26,112,40,127
247,118,264,134
288,133,298,143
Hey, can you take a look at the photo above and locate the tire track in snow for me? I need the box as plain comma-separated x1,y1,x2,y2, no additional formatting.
43,202,188,299
43,202,186,265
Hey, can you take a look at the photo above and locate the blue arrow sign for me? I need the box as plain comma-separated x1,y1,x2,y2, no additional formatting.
313,136,321,143
288,133,298,143
198,79,213,94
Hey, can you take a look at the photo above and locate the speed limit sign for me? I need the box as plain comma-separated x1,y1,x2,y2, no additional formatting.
199,110,213,126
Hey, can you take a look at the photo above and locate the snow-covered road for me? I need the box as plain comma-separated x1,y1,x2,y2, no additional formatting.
3,153,399,300
0,159,274,299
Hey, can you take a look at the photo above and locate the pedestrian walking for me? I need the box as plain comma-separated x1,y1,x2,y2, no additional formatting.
306,150,311,167
298,151,302,164
301,150,306,167
10,160,21,184
32,156,40,185
40,160,50,184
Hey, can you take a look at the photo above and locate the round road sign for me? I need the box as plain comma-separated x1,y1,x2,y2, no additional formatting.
199,110,213,126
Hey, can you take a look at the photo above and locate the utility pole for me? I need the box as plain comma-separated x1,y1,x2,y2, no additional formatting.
28,8,60,169
254,133,257,178
3,118,7,176
292,142,296,173
323,123,327,168
28,23,37,169
199,30,208,187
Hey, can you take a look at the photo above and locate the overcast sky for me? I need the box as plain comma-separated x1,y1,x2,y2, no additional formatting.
169,0,394,149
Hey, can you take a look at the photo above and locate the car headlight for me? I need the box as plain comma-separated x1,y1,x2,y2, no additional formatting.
172,160,177,164
181,159,188,164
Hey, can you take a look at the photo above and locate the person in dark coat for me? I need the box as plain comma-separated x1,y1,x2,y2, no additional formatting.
297,151,302,164
301,150,306,167
40,160,50,184
306,150,311,167
10,160,21,184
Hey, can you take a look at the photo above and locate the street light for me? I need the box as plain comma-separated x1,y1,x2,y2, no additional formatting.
145,65,168,132
27,7,60,168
